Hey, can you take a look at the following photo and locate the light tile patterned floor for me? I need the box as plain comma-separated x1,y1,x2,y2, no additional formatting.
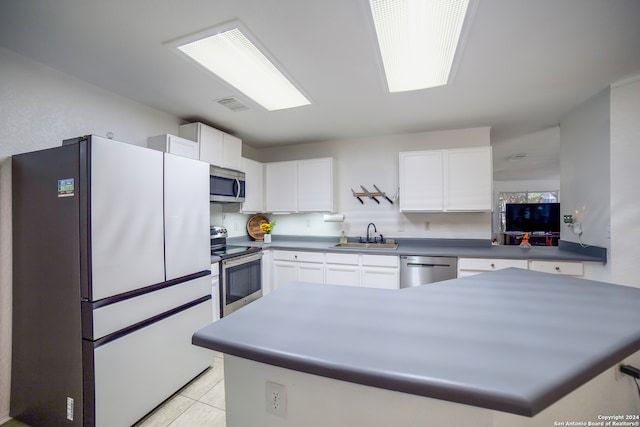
135,351,226,427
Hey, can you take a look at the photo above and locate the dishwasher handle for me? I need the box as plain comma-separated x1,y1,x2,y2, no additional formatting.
406,262,453,268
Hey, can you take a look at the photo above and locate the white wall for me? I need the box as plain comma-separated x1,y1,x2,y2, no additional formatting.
0,46,183,422
234,127,493,241
559,88,611,249
610,75,640,287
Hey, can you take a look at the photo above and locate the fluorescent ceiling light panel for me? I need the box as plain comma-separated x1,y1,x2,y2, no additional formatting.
370,0,470,92
177,27,310,111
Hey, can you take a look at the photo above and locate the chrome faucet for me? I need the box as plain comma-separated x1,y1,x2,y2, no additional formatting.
366,222,377,243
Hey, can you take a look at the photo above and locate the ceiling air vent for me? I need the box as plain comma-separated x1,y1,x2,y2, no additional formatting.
215,97,250,112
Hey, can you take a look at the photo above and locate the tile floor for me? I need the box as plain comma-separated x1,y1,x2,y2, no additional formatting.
2,352,227,427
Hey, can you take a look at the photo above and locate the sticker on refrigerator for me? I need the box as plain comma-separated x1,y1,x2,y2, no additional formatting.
58,178,75,197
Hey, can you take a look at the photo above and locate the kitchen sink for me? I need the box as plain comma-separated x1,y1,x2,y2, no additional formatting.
332,242,398,250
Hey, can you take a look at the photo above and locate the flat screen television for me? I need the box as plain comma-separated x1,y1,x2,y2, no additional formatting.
505,203,560,233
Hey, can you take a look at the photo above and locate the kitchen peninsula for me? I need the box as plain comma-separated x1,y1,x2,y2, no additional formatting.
193,268,640,426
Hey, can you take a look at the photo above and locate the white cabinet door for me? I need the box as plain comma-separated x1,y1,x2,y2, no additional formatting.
147,134,199,160
265,161,298,212
444,147,492,211
361,267,399,289
180,122,224,166
360,255,399,289
179,122,242,170
298,158,334,212
325,264,360,286
241,157,265,213
222,133,243,171
399,151,444,211
90,137,165,299
164,154,211,280
272,260,297,290
298,263,325,284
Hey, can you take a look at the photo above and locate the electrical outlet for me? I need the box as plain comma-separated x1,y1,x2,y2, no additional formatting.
398,221,404,232
265,381,287,417
233,221,238,231
424,220,431,230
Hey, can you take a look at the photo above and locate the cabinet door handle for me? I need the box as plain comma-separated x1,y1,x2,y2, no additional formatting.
490,263,495,268
555,266,560,271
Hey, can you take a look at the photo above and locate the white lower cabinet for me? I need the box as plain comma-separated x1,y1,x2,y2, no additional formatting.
361,267,399,289
529,260,584,277
457,258,528,277
325,264,360,287
272,251,325,290
458,257,586,278
270,251,399,289
360,255,399,289
272,260,298,291
325,253,360,287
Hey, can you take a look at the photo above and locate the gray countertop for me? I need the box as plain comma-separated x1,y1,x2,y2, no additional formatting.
193,268,640,416
229,236,607,262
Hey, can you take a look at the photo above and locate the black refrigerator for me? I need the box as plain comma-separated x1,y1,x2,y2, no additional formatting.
11,135,213,426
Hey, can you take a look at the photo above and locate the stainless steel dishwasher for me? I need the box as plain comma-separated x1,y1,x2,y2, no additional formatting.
400,256,458,288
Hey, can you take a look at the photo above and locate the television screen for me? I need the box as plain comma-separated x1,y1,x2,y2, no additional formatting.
505,203,560,232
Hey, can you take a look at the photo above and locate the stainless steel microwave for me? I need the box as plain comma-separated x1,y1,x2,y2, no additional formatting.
210,165,245,203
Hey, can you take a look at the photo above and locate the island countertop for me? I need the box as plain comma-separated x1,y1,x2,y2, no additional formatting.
192,268,640,416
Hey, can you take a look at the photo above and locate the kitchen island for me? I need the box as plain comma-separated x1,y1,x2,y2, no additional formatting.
193,268,640,426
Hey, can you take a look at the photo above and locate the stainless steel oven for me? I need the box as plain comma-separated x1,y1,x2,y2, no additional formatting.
221,251,262,316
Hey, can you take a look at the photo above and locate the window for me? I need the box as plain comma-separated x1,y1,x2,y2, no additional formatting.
498,191,559,232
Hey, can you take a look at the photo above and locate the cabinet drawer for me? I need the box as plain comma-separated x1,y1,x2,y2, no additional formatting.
458,258,528,272
361,254,398,268
272,250,297,261
326,253,360,265
296,251,325,263
529,260,584,276
272,250,324,263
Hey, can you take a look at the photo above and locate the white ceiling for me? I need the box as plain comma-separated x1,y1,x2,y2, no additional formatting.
1,0,639,177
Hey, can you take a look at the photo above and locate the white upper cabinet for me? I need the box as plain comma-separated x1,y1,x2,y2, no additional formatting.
179,122,242,170
265,161,298,212
298,158,334,212
399,147,492,212
265,157,335,213
444,147,493,211
147,134,199,160
399,150,444,211
221,133,243,171
241,157,265,213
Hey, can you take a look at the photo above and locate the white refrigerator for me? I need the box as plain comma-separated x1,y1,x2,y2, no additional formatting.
11,135,212,426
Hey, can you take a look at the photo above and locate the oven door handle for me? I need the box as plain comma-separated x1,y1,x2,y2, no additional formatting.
222,251,263,268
